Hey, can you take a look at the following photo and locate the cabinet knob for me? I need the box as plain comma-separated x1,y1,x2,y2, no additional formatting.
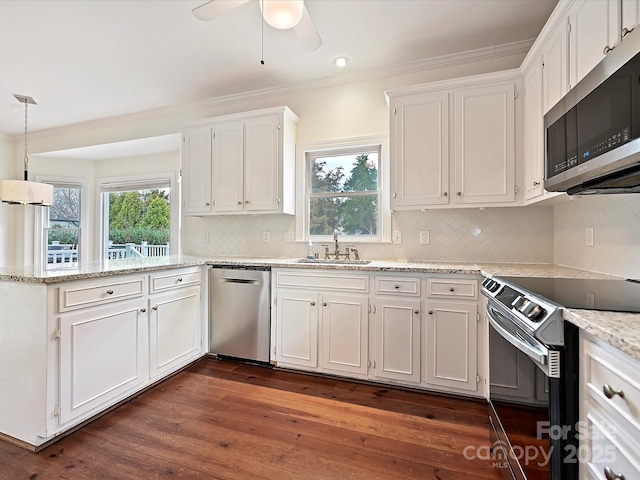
237,201,242,205
245,200,250,204
533,181,540,187
394,285,400,289
603,384,624,399
450,287,455,292
414,310,419,315
443,192,448,197
428,310,433,315
140,308,147,313
152,305,158,311
604,466,626,480
622,27,633,38
310,302,316,306
205,202,210,206
106,290,114,295
177,278,183,282
457,191,462,196
603,45,613,55
323,302,327,307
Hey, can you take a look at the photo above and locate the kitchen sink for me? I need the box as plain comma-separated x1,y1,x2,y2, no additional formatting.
295,258,371,265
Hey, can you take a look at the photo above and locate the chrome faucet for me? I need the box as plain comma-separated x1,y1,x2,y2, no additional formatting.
333,229,340,258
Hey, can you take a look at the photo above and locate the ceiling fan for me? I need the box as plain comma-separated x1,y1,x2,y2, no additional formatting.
193,0,322,52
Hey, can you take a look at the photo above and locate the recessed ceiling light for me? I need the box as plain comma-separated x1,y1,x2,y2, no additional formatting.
333,57,349,68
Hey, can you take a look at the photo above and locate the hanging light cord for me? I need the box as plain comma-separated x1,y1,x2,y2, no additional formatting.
260,0,264,65
23,98,29,181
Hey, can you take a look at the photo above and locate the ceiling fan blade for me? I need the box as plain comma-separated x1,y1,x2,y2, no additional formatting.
294,4,322,52
192,0,250,21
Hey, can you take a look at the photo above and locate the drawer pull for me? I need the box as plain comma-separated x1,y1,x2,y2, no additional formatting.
394,285,400,289
140,308,147,313
152,305,158,311
449,287,455,292
106,290,114,295
414,310,419,315
603,384,625,399
428,310,433,315
604,466,626,480
310,302,316,306
177,278,183,282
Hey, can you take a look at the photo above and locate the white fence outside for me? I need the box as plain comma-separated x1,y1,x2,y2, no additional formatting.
48,241,169,263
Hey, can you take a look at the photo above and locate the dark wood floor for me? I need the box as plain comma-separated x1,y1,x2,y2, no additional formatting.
0,358,502,479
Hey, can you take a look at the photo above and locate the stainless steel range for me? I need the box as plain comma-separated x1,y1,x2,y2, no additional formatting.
482,274,640,480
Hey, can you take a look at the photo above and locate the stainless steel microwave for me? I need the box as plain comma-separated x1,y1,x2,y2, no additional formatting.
544,28,640,195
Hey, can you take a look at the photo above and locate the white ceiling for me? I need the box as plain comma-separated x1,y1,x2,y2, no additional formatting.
0,0,558,139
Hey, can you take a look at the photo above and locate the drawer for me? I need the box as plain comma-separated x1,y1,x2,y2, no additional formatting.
374,276,420,296
276,270,369,292
150,268,201,293
59,276,146,312
582,337,640,434
583,407,640,480
427,278,477,299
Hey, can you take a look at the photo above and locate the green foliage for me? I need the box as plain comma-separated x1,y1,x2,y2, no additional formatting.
112,191,144,229
48,226,79,245
142,197,170,229
109,227,169,245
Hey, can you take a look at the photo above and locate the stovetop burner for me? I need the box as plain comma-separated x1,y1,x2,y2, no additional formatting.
499,276,640,314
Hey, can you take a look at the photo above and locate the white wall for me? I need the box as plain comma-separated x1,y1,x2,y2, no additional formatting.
554,195,640,279
0,134,17,265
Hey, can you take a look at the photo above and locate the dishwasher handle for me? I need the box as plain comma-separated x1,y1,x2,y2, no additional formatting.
219,277,260,285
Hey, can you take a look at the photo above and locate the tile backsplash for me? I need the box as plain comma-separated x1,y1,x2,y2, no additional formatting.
183,206,554,264
554,195,640,279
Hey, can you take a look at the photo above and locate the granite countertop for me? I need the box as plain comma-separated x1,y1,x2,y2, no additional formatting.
0,255,205,284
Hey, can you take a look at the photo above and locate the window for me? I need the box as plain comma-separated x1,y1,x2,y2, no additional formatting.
45,183,82,267
100,178,173,260
297,136,390,242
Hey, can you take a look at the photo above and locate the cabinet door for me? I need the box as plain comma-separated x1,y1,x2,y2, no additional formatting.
212,122,244,212
391,93,449,208
276,289,318,369
182,127,212,214
569,0,615,88
542,21,569,114
622,0,640,37
453,83,515,205
373,298,421,383
523,59,546,202
149,286,201,379
58,299,147,425
321,293,369,375
245,116,280,212
425,300,478,392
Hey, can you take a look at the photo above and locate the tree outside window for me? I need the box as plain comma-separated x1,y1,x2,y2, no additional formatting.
308,147,380,237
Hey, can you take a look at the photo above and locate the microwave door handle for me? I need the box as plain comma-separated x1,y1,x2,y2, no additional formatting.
486,305,548,366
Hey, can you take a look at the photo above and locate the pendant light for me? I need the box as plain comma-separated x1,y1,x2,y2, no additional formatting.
0,94,53,206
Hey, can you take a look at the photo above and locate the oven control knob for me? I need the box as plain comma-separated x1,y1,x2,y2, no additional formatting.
526,304,545,320
512,296,527,310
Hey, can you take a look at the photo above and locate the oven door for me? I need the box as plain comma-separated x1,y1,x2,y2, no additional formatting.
487,301,552,480
486,303,550,375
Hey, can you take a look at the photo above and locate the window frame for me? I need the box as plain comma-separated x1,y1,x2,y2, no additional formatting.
97,172,179,261
34,175,88,267
295,135,390,243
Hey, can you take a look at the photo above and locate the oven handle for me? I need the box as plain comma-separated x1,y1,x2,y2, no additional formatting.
486,304,548,366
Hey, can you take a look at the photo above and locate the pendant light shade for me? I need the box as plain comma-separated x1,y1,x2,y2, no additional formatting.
0,94,53,206
260,0,304,29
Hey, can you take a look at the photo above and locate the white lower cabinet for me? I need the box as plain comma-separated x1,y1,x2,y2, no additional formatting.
275,289,319,368
58,299,147,425
373,297,421,383
322,294,369,376
149,285,202,379
272,269,484,398
425,300,478,391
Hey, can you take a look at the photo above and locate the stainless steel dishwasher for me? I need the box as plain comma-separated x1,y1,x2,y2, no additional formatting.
209,266,271,363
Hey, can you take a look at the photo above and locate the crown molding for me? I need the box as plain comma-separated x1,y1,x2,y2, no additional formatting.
29,38,534,146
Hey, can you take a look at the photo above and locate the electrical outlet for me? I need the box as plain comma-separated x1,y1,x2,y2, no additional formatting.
586,226,595,247
203,232,209,243
262,232,270,243
392,230,402,244
284,231,295,243
419,230,430,245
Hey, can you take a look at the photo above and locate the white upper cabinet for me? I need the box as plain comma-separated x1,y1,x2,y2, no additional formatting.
181,126,212,214
523,58,546,201
387,70,521,210
622,0,640,37
568,0,616,88
541,20,569,114
391,92,449,207
453,83,515,205
181,106,298,216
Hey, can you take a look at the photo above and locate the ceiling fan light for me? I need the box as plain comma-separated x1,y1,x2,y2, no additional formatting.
261,0,304,29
